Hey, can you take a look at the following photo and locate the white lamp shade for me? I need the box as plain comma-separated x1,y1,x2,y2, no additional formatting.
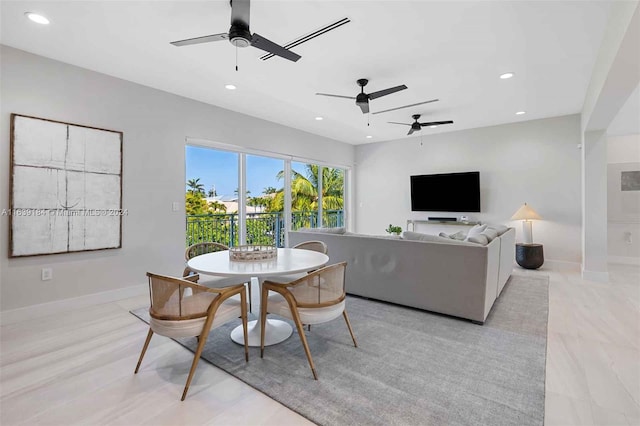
511,203,542,221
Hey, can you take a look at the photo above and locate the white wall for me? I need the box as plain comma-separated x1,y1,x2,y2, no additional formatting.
0,46,355,312
607,134,640,264
354,115,582,264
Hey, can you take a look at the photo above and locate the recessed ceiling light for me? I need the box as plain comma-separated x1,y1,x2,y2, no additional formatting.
224,84,236,90
315,116,323,121
516,111,526,115
25,12,50,25
366,135,373,139
430,125,438,129
500,72,515,79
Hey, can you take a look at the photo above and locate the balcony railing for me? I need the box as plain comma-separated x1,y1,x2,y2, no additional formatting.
186,210,344,248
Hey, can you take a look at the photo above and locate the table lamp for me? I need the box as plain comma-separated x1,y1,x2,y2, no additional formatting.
511,203,541,244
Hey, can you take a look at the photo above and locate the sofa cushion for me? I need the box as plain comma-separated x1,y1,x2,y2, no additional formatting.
298,227,345,234
403,231,475,246
465,234,489,245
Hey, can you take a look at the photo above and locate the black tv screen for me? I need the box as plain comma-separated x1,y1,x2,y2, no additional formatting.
410,171,480,212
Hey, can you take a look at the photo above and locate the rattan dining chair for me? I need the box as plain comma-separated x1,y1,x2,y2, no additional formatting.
184,242,252,312
266,240,329,285
134,272,249,401
260,262,357,379
293,240,328,255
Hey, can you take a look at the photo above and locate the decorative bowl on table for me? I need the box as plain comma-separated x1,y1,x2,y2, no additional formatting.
229,245,277,261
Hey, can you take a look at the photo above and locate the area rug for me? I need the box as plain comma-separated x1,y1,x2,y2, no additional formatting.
131,274,548,426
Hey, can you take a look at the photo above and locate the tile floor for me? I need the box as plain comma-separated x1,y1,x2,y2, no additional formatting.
1,263,638,425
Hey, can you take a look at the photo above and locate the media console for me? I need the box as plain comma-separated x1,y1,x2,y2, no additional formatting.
406,219,481,233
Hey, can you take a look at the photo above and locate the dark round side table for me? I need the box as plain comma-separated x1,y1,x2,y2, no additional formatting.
516,243,544,269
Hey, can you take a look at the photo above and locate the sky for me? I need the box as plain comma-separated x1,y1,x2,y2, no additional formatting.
185,146,309,198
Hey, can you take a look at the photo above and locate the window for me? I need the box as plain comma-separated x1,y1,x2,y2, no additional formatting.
185,146,238,246
245,154,284,247
185,144,347,247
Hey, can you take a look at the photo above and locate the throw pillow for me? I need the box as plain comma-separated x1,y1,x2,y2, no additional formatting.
465,234,489,245
467,224,487,238
480,228,498,242
439,231,467,241
486,224,509,235
450,231,467,241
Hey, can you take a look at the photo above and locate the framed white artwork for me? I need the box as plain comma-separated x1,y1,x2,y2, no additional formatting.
9,114,123,257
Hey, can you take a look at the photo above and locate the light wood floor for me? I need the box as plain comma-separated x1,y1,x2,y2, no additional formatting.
1,263,638,425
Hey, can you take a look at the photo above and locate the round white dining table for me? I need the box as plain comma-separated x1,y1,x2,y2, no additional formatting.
186,248,329,346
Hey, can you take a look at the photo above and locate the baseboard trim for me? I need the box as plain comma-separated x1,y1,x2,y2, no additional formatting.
543,259,581,272
0,283,147,325
608,255,640,265
581,269,610,283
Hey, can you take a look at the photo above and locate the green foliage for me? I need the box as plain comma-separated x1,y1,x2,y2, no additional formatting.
271,165,344,216
185,165,346,247
386,224,403,235
186,191,208,215
187,178,205,195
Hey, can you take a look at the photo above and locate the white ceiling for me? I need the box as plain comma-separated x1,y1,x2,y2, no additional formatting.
1,1,613,145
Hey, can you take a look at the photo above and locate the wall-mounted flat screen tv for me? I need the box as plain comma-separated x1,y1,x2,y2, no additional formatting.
410,171,480,212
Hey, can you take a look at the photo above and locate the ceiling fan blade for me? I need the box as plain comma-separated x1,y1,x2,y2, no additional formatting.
315,93,356,99
260,17,351,61
387,122,411,126
251,33,301,62
170,33,228,47
368,85,408,100
407,128,416,136
231,0,251,26
420,120,454,127
372,99,440,115
359,102,370,114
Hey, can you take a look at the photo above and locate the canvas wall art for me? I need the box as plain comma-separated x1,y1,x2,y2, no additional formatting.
621,171,640,191
608,163,640,224
9,114,123,257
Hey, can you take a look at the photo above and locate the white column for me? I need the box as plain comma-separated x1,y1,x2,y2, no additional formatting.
582,130,609,282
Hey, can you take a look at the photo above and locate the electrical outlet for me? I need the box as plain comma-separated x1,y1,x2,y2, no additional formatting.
624,232,633,244
172,202,180,212
41,268,53,281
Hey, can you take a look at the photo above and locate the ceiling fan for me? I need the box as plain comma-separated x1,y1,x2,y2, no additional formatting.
389,114,454,135
170,0,301,67
316,79,407,114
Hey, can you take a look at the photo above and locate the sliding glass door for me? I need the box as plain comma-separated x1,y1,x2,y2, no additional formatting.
185,144,347,247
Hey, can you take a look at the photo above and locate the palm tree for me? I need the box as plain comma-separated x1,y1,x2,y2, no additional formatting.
272,165,344,212
187,178,205,195
207,200,227,213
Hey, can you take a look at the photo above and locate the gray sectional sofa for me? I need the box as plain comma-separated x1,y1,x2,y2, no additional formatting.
289,227,515,323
